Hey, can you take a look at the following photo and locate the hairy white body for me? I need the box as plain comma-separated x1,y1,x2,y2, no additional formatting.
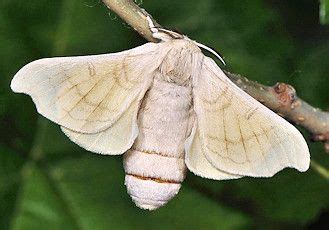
11,36,310,210
124,72,193,209
123,43,197,209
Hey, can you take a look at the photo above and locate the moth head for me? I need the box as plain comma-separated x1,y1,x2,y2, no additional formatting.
158,39,201,85
147,16,226,65
153,28,226,65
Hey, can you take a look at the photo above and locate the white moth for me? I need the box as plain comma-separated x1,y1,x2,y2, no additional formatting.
11,17,310,210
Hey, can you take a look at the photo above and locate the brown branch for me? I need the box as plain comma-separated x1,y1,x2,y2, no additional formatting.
102,0,329,153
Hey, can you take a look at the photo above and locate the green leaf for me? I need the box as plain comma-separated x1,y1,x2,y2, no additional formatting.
320,0,329,24
11,163,80,230
0,146,25,229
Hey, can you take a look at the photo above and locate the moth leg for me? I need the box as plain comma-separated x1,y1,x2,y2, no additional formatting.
146,15,159,34
146,16,181,42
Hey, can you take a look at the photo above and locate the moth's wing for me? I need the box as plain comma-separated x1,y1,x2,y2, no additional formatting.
11,42,162,134
185,122,242,180
60,97,140,155
192,56,310,177
11,42,165,155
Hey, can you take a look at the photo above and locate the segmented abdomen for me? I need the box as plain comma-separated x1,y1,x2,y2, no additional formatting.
123,74,193,210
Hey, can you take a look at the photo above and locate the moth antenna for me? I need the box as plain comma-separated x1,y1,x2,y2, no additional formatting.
156,28,184,39
193,41,226,65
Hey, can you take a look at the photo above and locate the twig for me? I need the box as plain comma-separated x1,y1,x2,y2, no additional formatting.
102,0,160,42
101,0,329,153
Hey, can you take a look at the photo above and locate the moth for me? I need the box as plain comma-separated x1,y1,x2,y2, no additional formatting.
11,17,310,210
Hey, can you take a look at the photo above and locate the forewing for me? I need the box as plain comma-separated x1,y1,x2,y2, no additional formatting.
11,42,162,134
192,56,310,177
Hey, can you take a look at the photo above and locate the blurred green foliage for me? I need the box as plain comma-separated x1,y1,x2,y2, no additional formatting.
320,0,329,24
0,0,329,229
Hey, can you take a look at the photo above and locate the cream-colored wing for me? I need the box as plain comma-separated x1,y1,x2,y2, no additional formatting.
11,42,162,134
192,56,310,177
185,122,242,180
61,97,140,155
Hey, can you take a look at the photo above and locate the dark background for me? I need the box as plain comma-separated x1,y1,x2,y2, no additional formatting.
1,0,329,229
